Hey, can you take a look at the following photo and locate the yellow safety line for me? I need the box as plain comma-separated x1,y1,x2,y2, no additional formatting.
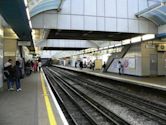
40,74,57,125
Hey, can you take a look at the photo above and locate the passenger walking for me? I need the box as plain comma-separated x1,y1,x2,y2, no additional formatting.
4,59,14,90
14,61,22,91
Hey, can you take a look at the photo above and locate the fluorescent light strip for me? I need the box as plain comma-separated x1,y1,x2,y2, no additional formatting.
26,8,30,20
0,29,3,36
131,36,141,43
122,39,131,45
142,34,155,41
104,46,108,49
109,45,114,48
29,21,32,29
114,43,122,47
24,0,28,7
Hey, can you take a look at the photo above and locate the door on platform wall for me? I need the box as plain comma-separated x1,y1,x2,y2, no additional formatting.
150,54,158,75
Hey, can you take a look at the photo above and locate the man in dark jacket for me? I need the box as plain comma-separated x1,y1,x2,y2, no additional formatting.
79,61,83,70
14,61,22,91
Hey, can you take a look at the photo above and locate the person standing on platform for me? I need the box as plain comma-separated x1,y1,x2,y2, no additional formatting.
92,62,95,71
38,61,42,72
4,59,14,90
102,62,106,72
102,62,106,69
33,61,38,72
118,61,122,75
79,61,83,70
14,61,22,91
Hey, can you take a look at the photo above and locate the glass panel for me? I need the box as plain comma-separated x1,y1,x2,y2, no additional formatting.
159,6,166,13
138,2,166,25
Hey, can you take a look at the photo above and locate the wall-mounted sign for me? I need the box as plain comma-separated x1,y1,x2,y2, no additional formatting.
4,52,16,56
18,41,31,46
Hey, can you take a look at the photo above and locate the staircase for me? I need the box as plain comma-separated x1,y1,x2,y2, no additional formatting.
104,45,131,72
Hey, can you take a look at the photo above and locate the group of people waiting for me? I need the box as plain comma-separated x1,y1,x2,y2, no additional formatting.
4,59,42,91
4,59,22,91
75,60,95,70
74,60,123,74
25,60,42,75
75,60,107,71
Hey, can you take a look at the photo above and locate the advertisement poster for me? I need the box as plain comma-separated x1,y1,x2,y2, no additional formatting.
123,58,135,69
128,58,136,69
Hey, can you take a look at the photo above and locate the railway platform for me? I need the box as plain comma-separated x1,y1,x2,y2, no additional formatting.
0,72,67,125
55,65,166,91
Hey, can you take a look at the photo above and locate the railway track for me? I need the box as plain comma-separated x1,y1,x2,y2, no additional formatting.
43,68,130,125
48,67,166,124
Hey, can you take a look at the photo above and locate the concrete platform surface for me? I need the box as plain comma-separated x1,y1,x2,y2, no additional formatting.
0,72,66,125
55,65,166,91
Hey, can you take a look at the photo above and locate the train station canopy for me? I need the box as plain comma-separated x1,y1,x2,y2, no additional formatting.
29,0,63,17
136,1,166,25
0,0,32,41
0,0,35,51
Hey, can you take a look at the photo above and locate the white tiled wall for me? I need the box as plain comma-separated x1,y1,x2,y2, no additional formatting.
71,0,84,15
129,20,139,33
97,0,105,16
85,0,96,16
105,18,117,31
117,0,128,18
97,17,105,31
32,0,158,33
117,18,128,32
71,15,84,30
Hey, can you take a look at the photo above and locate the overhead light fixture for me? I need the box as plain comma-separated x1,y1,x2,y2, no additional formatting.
109,45,114,48
99,47,103,50
142,34,155,41
131,36,141,43
122,39,131,45
29,21,32,29
0,29,3,36
114,43,122,47
24,0,28,7
104,46,108,49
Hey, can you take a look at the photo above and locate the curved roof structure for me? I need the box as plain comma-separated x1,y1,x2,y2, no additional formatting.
136,1,166,25
30,0,62,17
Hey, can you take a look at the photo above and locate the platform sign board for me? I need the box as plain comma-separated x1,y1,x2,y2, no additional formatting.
4,52,16,56
18,41,31,46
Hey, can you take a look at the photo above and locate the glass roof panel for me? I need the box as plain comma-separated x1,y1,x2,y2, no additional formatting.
29,0,61,17
136,2,166,25
159,6,166,12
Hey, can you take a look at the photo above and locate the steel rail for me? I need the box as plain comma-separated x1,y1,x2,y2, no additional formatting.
46,67,130,125
50,67,166,123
